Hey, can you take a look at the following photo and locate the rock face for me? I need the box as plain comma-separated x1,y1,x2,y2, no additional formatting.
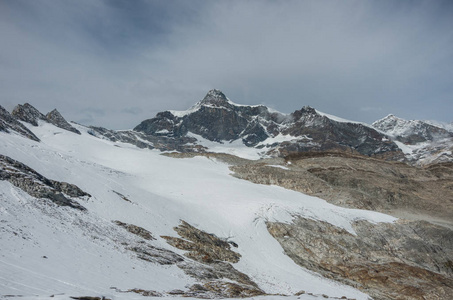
277,106,401,159
12,103,47,126
46,109,81,134
134,89,402,159
162,220,241,263
0,154,89,210
87,126,201,153
267,217,453,300
161,221,264,298
2,103,82,139
0,105,40,141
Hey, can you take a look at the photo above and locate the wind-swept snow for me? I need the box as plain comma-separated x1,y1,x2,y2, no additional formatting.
0,121,396,299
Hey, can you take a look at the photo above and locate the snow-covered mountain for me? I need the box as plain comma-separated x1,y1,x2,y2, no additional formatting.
1,94,453,300
372,114,452,144
372,114,453,165
1,106,385,300
132,90,402,160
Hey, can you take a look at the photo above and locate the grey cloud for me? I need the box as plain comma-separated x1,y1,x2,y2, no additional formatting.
0,0,452,129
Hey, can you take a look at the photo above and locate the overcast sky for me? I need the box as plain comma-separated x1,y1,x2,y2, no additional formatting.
1,0,452,129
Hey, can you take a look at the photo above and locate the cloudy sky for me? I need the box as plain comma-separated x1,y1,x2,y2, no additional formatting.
1,0,452,129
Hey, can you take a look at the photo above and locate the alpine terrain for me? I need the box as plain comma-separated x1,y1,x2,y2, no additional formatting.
1,90,452,300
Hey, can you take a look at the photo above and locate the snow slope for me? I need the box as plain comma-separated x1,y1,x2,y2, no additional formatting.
0,121,396,299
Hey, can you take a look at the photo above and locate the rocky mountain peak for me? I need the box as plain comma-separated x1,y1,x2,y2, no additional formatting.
12,103,47,126
290,105,321,123
373,114,452,144
132,90,403,159
0,105,40,142
372,114,403,131
198,89,230,107
46,109,81,135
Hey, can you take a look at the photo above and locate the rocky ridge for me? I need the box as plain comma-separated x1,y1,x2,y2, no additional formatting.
0,105,40,141
0,154,89,210
134,90,403,161
11,103,81,134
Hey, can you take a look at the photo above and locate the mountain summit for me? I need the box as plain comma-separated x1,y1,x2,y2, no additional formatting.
133,89,402,159
198,89,230,107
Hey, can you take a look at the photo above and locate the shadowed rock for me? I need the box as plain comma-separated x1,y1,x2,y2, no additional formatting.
46,109,81,134
0,105,40,141
12,103,47,126
0,154,89,210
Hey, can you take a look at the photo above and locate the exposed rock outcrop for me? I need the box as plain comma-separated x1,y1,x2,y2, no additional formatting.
0,154,89,210
88,126,202,153
46,109,81,134
113,220,155,240
12,103,47,126
161,220,264,297
267,217,453,300
0,105,40,141
162,221,241,263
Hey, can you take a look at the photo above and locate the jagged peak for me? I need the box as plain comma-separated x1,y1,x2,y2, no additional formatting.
12,103,46,126
46,109,81,135
199,89,229,107
291,105,320,121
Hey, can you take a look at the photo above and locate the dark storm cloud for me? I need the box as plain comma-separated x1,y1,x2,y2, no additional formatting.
0,0,452,129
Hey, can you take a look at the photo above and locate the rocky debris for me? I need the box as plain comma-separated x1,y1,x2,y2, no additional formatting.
267,217,453,300
46,109,81,134
231,151,453,226
110,219,263,297
127,244,184,265
188,281,265,298
0,105,40,141
112,190,132,203
162,220,241,263
113,220,155,240
70,297,111,300
116,283,265,299
125,288,162,297
161,221,264,297
11,103,47,126
0,154,89,210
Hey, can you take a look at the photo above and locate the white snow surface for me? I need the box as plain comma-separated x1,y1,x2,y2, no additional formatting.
0,122,397,299
186,132,266,160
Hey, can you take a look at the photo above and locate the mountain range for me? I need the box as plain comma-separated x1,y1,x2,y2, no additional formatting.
1,90,452,300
